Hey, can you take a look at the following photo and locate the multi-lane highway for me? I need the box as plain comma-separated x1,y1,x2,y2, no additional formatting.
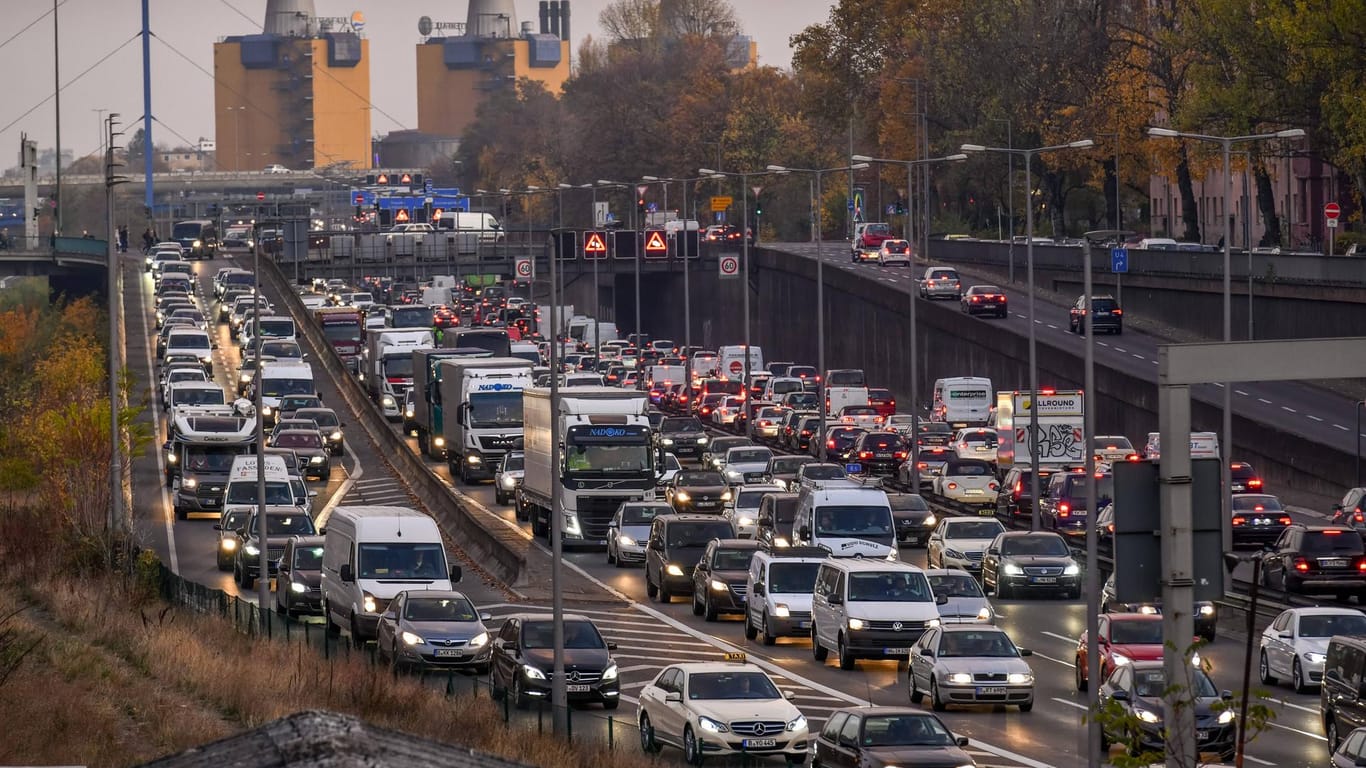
124,251,1335,767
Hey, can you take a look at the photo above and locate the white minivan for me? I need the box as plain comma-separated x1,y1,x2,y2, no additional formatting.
811,559,946,668
931,376,993,428
744,546,828,644
792,485,898,560
717,345,765,380
434,211,503,243
254,362,315,423
320,506,461,643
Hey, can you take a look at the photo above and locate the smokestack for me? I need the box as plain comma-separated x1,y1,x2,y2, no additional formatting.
539,1,550,35
559,0,570,42
263,0,316,36
548,1,560,38
465,0,519,38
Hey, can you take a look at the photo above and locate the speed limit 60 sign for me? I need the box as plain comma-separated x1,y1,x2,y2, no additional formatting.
718,254,740,279
515,256,533,280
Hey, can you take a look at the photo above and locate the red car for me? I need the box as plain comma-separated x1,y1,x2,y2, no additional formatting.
1075,613,1180,691
855,222,895,250
867,388,896,418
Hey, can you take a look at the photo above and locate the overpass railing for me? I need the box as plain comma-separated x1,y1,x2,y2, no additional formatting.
0,234,109,261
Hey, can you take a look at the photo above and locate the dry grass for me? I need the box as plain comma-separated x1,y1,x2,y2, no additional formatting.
0,568,652,768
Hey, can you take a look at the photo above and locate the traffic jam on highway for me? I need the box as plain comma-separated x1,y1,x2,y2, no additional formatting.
133,229,1366,768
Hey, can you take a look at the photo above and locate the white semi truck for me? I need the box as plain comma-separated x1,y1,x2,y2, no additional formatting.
362,329,433,421
518,387,661,545
436,357,535,483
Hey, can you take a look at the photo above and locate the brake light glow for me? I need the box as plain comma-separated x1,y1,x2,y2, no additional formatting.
947,482,958,490
1012,480,1022,499
1232,515,1245,526
1278,516,1292,525
1127,454,1141,462
1249,479,1263,488
1325,529,1345,535
1059,503,1070,518
917,462,928,469
1041,388,1056,395
859,451,873,460
1294,558,1310,572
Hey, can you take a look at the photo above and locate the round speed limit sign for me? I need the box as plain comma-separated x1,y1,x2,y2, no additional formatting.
515,258,533,279
719,255,740,278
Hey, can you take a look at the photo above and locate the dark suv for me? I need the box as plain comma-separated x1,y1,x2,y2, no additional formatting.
1037,470,1113,536
996,467,1060,524
1263,525,1366,597
644,514,738,603
490,613,620,710
657,416,708,458
1069,294,1123,334
850,431,908,477
691,538,760,621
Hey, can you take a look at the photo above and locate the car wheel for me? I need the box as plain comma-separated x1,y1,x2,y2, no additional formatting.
1075,658,1087,691
389,643,402,674
639,713,661,754
811,626,829,661
997,579,1012,599
703,593,719,622
607,545,616,566
930,679,946,711
908,668,923,703
513,675,530,710
645,573,659,600
324,602,341,635
744,612,758,640
1293,658,1309,694
603,698,620,711
837,634,856,670
684,725,704,766
1258,650,1277,684
692,589,704,616
495,490,506,505
1328,717,1340,751
350,616,365,649
657,581,672,603
762,613,777,646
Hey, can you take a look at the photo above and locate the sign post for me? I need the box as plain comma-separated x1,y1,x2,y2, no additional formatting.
718,254,739,279
1326,202,1341,255
515,256,533,282
1110,246,1128,305
710,196,733,213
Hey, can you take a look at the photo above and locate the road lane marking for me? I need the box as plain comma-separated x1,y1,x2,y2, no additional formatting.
1051,697,1087,711
1335,424,1350,431
1097,342,1109,347
1151,360,1159,365
1308,415,1324,422
1282,406,1298,414
1265,696,1322,715
1236,390,1250,396
1041,631,1075,644
1015,313,1027,319
1047,324,1058,329
1214,383,1225,388
1268,720,1327,742
1242,755,1275,766
1115,347,1127,353
1258,398,1273,404
1132,353,1144,359
139,274,180,577
1029,650,1076,669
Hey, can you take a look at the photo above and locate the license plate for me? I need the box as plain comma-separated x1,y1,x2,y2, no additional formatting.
883,647,912,655
976,686,1008,696
1255,518,1271,525
743,738,777,749
846,464,862,474
964,489,983,495
1031,576,1057,584
433,648,465,658
797,621,811,629
1196,730,1209,741
203,499,219,506
567,684,591,693
978,508,996,516
1322,559,1349,568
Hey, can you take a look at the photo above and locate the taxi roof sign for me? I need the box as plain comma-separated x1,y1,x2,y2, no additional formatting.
584,231,609,257
722,651,747,663
644,229,668,257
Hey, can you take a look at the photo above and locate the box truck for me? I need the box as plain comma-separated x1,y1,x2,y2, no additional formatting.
437,357,535,482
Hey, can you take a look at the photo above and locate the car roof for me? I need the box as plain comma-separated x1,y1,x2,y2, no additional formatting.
825,558,923,573
1109,613,1163,623
1285,606,1366,616
664,661,771,675
711,539,761,549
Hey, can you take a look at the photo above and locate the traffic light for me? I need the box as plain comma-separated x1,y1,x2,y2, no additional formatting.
755,199,763,217
637,196,646,216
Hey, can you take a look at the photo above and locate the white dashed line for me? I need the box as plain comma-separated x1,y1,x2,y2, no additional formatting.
1046,324,1058,329
1236,390,1250,396
1282,406,1298,413
1051,697,1087,711
1131,353,1144,360
1308,415,1324,422
1115,347,1127,353
1243,756,1275,766
1258,398,1273,405
1213,383,1225,388
1335,424,1350,431
1151,360,1159,365
1097,341,1109,347
1015,313,1027,319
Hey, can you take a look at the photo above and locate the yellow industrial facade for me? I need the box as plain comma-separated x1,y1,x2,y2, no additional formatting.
415,36,571,140
214,35,372,171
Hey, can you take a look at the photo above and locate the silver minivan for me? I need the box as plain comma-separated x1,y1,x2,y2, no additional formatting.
810,558,945,670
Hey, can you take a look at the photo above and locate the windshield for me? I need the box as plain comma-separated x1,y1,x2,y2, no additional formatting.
736,491,770,509
769,561,822,593
1094,437,1134,450
182,446,240,472
621,504,669,525
1302,532,1366,555
262,377,314,397
1000,535,1070,557
1232,496,1282,511
261,341,301,358
1110,620,1164,644
404,596,477,622
523,620,605,649
1135,668,1216,699
275,432,322,449
729,449,772,464
713,548,755,570
293,546,323,570
261,514,315,536
1061,475,1115,504
1299,614,1366,637
300,410,338,428
946,462,993,476
677,471,725,486
259,319,294,337
961,432,998,446
771,457,813,473
688,671,780,700
890,495,929,512
814,505,893,536
382,356,415,378
501,455,524,471
172,388,226,406
773,380,803,395
945,521,1004,539
803,466,846,481
939,629,1018,657
667,522,734,548
827,370,865,387
861,715,954,747
390,306,433,329
321,323,362,342
848,571,933,602
928,572,983,598
171,223,204,239
357,543,448,580
225,481,295,505
168,334,209,350
469,391,523,428
565,442,650,473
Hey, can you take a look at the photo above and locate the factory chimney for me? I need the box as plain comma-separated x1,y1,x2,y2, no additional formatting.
263,0,317,37
547,2,560,38
539,1,550,35
465,0,519,38
559,1,570,42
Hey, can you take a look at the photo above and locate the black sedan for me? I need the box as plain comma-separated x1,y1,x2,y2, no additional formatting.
1230,493,1291,547
961,284,1008,317
809,707,975,768
657,416,708,458
1098,660,1235,762
690,538,760,621
666,470,732,514
981,531,1081,599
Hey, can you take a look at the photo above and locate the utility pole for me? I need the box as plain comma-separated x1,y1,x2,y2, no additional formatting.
53,0,63,234
105,113,127,551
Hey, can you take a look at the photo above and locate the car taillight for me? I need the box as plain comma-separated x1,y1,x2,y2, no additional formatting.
1294,557,1310,572
1126,454,1140,462
988,482,998,490
947,482,958,490
1231,515,1245,526
1277,516,1291,526
1358,558,1366,573
1013,480,1022,499
800,429,811,436
1114,309,1123,315
894,451,907,459
1059,503,1070,518
1356,512,1364,523
859,451,872,460
1249,479,1263,489
971,296,981,303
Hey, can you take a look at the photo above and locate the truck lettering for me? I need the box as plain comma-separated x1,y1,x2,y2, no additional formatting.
473,382,520,391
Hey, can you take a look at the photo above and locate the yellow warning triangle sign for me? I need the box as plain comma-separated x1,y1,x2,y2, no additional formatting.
584,231,608,253
645,230,667,253
394,208,410,222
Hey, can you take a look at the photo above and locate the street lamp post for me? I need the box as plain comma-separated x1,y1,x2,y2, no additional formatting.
960,139,1095,532
852,153,968,475
699,168,770,403
1146,126,1306,561
988,118,1014,283
765,162,870,460
596,180,629,355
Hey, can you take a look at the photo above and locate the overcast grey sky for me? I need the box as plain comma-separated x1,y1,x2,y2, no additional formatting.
1,0,834,163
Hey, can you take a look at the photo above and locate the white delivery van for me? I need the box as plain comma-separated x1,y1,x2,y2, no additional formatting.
434,211,503,243
793,485,898,560
220,454,304,521
717,345,765,380
811,559,946,668
255,362,316,425
745,546,829,643
931,377,993,428
320,506,461,643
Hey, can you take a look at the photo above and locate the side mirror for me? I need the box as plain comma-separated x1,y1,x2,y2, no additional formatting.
479,611,493,622
783,690,795,701
1333,503,1344,511
1020,648,1034,657
339,563,354,583
936,594,948,605
1221,690,1234,701
665,691,683,703
799,525,811,540
987,547,1000,555
308,490,318,498
450,565,463,583
1279,631,1292,640
505,640,519,652
955,736,969,747
752,584,765,597
758,515,773,527
827,594,843,606
920,648,935,658
213,524,222,531
1110,689,1129,701
381,610,395,620
607,641,618,650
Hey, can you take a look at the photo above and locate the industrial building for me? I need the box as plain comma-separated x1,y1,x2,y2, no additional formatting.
415,0,573,140
213,0,372,172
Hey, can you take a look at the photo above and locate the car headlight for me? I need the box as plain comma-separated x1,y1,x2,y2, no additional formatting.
710,579,728,591
774,536,790,547
774,603,791,618
1136,707,1161,723
404,407,414,418
847,618,866,630
433,436,445,448
887,549,899,561
666,564,685,577
977,606,992,621
923,513,937,527
330,430,342,441
522,664,547,680
786,715,807,732
310,456,325,464
244,544,260,556
466,455,481,465
290,581,307,593
240,372,252,383
698,716,729,734
696,437,708,444
1007,672,1033,684
166,452,177,464
725,470,742,482
1305,652,1326,664
261,405,273,416
499,476,517,490
193,240,202,248
926,618,940,628
946,672,972,685
661,438,675,445
564,514,581,536
945,548,965,560
720,490,733,501
1138,605,1159,615
1064,563,1081,576
220,538,236,551
1199,604,1216,617
617,534,636,547
1218,709,1236,724
1003,563,1024,576
1112,653,1132,666
362,594,377,613
675,491,691,502
737,516,754,528
602,663,618,681
182,477,198,489
381,396,396,408
468,631,489,648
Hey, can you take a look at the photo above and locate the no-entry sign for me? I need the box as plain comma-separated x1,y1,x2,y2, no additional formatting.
1325,202,1341,220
